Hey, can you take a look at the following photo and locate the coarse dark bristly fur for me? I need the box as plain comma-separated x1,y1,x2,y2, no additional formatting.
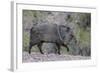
29,24,77,55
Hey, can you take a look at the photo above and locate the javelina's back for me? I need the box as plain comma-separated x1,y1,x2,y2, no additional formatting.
31,24,59,43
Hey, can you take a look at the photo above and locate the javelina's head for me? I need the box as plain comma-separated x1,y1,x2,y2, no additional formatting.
60,25,81,55
59,25,77,45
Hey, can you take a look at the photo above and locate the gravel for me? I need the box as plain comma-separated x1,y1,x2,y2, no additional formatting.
22,51,90,63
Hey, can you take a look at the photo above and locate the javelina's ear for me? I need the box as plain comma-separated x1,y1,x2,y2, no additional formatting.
60,25,66,30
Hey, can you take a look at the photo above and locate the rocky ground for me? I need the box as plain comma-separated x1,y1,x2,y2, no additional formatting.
22,51,90,63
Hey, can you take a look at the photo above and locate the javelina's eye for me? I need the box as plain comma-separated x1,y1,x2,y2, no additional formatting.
70,34,74,38
66,27,70,32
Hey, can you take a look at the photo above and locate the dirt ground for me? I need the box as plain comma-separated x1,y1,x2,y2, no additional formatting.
22,51,91,63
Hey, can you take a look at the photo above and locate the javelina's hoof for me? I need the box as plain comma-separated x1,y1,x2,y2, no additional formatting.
29,50,31,54
58,52,61,55
40,52,44,54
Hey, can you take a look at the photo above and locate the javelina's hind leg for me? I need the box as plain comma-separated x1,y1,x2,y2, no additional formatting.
37,42,44,54
29,44,32,54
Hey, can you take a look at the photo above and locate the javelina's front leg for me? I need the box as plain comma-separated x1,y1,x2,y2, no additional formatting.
62,44,69,52
37,42,44,54
56,43,61,55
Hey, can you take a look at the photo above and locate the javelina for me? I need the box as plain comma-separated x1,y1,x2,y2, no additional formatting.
29,24,77,55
